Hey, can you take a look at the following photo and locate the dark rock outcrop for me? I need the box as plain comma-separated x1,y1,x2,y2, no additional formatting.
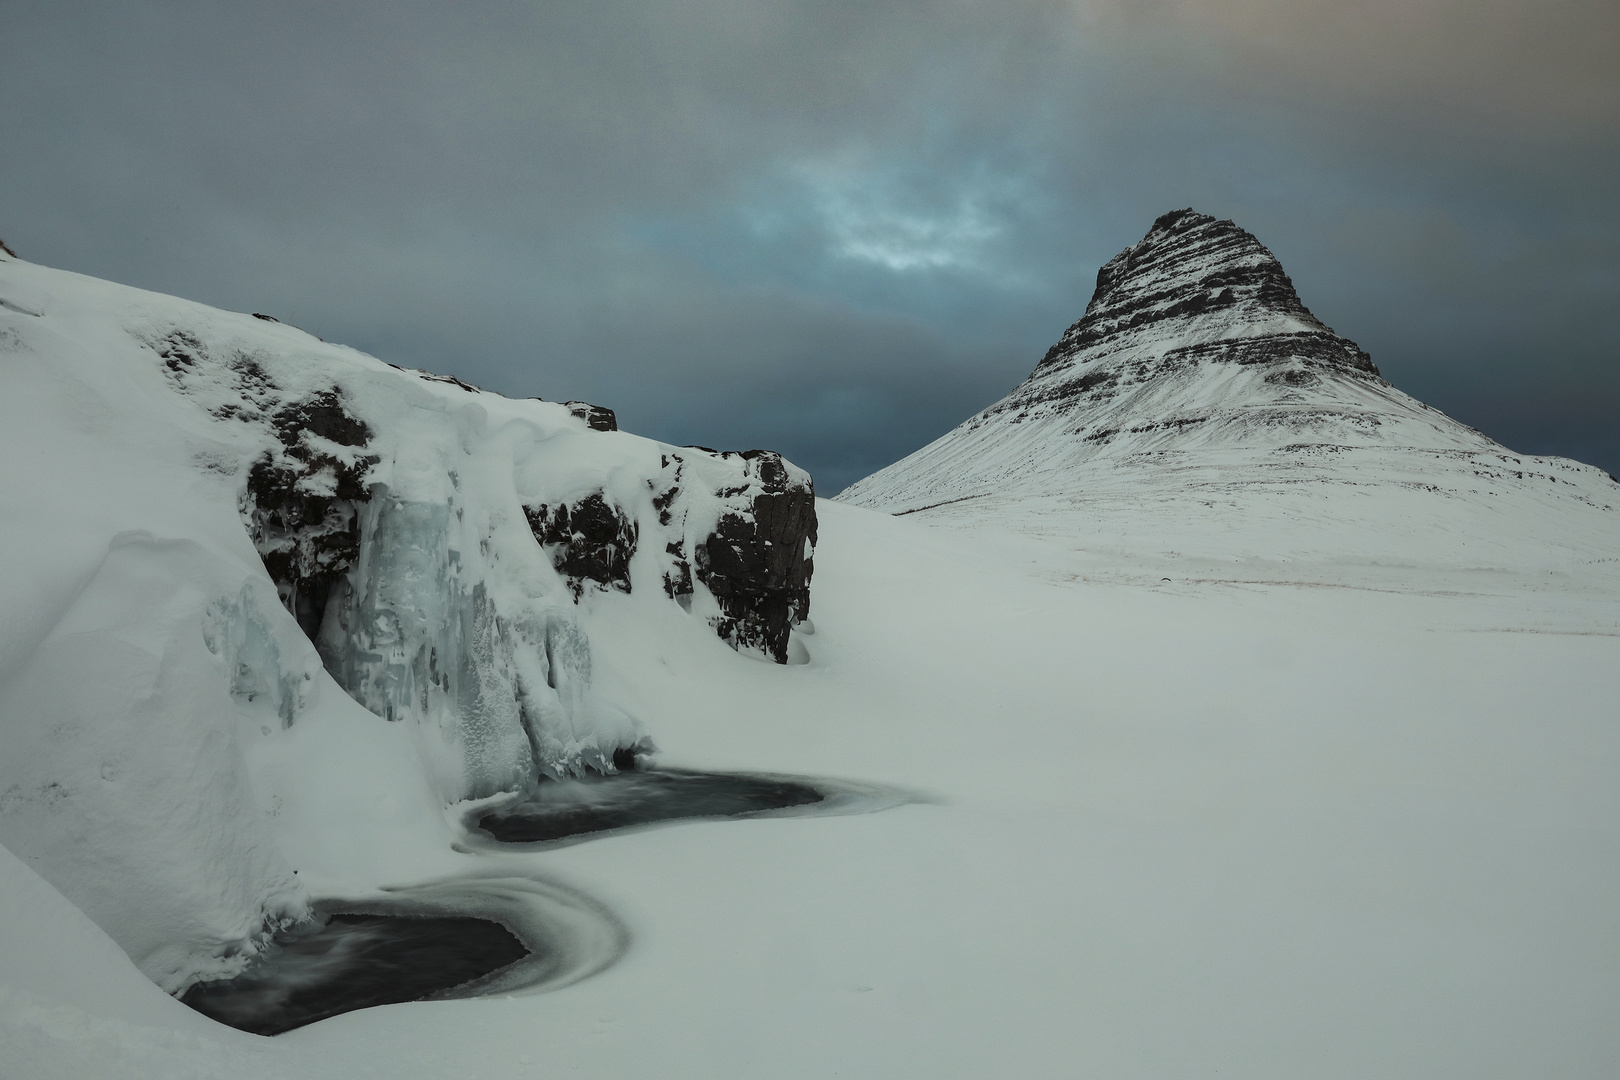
524,493,638,598
693,450,816,664
527,449,818,664
151,321,812,676
241,390,378,640
147,326,379,641
563,401,618,432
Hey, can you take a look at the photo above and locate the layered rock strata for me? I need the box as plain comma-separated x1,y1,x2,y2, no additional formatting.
842,209,1618,509
838,208,1618,580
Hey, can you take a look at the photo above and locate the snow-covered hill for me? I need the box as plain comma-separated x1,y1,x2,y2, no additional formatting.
0,247,814,993
840,210,1620,600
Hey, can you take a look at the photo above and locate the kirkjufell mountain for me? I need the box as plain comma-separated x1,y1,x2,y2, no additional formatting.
840,209,1620,591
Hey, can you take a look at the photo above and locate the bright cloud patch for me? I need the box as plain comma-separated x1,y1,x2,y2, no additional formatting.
761,161,1015,275
819,193,1000,271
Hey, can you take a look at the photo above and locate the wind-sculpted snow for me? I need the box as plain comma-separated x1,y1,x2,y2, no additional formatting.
0,536,314,992
840,209,1620,589
0,248,816,995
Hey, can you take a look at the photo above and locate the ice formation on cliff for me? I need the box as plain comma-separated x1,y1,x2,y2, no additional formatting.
0,245,815,990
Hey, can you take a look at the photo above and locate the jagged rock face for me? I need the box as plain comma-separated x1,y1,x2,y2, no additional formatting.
646,449,816,663
563,401,618,432
520,451,817,663
693,451,816,664
525,493,638,597
153,328,380,641
242,391,377,640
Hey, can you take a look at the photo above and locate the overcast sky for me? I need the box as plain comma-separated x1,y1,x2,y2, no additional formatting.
4,0,1616,492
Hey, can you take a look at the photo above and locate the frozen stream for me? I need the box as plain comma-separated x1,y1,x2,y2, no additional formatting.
181,910,526,1036
472,769,828,844
181,769,909,1035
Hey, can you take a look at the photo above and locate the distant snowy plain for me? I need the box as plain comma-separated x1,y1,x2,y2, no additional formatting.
3,241,1619,1079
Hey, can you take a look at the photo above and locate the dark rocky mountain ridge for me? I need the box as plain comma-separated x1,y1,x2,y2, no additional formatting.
1008,208,1381,425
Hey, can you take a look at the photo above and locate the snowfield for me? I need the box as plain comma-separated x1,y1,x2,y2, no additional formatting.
4,229,1620,1079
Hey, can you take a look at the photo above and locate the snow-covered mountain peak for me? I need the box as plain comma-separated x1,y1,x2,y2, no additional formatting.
1012,207,1379,435
839,210,1619,593
1041,208,1364,372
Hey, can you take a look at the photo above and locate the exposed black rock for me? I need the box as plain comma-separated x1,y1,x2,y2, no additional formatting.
564,401,618,432
661,538,694,602
241,390,378,639
695,450,816,664
150,322,813,680
525,492,639,599
644,449,817,662
649,454,695,603
418,370,484,392
145,327,380,642
155,329,206,375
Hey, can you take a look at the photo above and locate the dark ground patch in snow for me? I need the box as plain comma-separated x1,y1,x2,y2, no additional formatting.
179,911,528,1036
476,769,826,844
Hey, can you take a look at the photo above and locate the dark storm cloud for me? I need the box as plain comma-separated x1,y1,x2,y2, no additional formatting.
2,0,1615,491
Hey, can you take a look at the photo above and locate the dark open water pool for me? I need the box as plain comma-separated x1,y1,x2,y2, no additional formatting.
474,769,826,844
181,768,837,1035
181,911,527,1036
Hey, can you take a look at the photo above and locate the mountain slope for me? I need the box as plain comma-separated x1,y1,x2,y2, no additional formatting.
839,210,1619,592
